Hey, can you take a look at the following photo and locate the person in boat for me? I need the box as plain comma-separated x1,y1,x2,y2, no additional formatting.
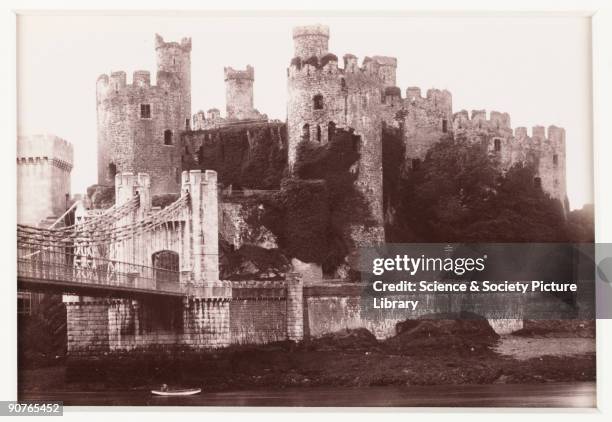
160,384,168,392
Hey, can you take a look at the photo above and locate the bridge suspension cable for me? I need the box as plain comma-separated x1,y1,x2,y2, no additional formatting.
17,194,190,250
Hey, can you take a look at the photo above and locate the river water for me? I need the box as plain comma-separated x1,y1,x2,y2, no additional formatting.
20,382,596,407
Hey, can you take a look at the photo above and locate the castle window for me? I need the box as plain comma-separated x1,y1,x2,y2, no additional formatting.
534,177,542,189
185,118,190,130
412,159,421,171
313,94,324,110
108,162,117,181
494,138,501,152
302,124,310,142
164,129,173,145
140,104,151,119
442,119,448,133
341,78,346,89
553,154,559,167
328,121,336,141
316,125,322,143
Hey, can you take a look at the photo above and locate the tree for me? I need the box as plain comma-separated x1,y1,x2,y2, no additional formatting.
387,137,568,242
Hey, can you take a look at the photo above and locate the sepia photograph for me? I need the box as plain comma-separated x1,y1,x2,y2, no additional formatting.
9,7,606,411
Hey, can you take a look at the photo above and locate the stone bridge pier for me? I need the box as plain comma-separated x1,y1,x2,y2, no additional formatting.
64,170,233,355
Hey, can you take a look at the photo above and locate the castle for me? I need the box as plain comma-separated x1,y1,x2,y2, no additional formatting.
96,24,567,231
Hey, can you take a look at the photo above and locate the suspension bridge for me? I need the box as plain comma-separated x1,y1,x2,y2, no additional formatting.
17,170,224,300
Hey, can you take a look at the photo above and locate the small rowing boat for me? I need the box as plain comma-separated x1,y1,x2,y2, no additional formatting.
151,386,202,396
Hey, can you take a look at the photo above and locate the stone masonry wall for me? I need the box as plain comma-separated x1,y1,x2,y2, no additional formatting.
65,296,232,355
453,110,567,205
64,299,110,356
380,87,453,168
182,299,231,349
230,280,287,344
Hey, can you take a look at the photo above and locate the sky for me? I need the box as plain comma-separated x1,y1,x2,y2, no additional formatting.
17,13,593,210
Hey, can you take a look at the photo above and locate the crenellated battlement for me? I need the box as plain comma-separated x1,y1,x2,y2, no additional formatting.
453,109,512,131
514,125,566,144
17,134,74,169
287,53,386,83
292,24,330,39
224,65,254,81
96,69,181,99
154,33,192,52
396,87,453,110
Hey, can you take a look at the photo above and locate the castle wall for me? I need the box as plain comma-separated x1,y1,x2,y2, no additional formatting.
230,280,288,344
304,284,409,340
453,110,567,204
181,121,287,190
17,134,73,226
380,87,453,168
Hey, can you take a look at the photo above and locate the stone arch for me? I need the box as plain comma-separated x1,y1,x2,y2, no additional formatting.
152,250,179,283
316,125,322,142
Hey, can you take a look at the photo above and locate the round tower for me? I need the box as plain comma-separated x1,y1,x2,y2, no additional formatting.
155,33,192,129
224,65,255,120
292,24,330,59
17,134,73,226
96,34,191,195
287,24,385,246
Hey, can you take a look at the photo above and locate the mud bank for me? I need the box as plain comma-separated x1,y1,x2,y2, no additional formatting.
19,319,596,393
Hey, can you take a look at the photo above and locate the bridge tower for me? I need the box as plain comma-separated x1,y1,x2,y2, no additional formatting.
63,170,232,356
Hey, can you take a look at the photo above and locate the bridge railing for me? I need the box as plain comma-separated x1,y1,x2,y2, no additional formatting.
17,246,182,295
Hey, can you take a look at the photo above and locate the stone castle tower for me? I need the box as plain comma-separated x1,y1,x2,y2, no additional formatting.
287,24,389,245
224,65,256,120
96,34,191,194
17,134,73,226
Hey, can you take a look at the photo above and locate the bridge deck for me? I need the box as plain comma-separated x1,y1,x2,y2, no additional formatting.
17,249,185,299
